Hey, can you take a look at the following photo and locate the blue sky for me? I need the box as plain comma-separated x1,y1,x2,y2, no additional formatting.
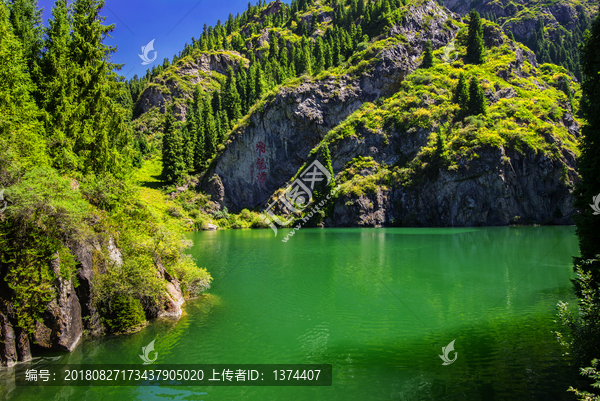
36,0,287,79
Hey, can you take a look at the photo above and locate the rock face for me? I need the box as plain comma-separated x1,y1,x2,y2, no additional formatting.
0,233,189,364
33,253,83,353
201,0,578,228
203,1,459,212
330,147,576,227
440,0,587,41
135,51,248,118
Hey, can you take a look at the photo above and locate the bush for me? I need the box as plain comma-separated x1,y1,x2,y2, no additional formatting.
100,294,146,333
169,255,212,298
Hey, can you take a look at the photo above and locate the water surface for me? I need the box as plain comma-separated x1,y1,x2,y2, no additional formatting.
1,226,580,400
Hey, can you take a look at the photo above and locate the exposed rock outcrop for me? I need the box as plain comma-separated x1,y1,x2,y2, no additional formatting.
134,51,248,118
203,1,459,212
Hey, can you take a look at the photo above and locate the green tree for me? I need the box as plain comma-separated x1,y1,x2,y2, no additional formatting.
0,1,47,169
466,10,485,64
202,97,217,161
574,11,600,281
65,0,131,176
161,107,185,182
467,76,486,116
7,0,43,82
422,40,433,68
299,38,312,74
452,72,469,119
39,0,75,169
223,66,242,123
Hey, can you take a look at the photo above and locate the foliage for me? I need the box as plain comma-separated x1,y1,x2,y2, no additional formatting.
0,167,89,332
466,10,484,64
557,261,600,400
422,40,433,68
573,10,600,280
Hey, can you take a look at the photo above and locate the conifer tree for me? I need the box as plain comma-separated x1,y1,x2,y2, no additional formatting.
39,0,75,168
467,76,486,116
162,107,185,182
314,36,325,73
202,97,217,161
69,0,131,176
7,0,43,82
181,127,194,172
0,1,47,168
236,66,248,115
223,66,242,123
574,11,600,282
466,10,485,64
452,72,469,119
254,64,265,100
422,40,433,68
192,100,206,171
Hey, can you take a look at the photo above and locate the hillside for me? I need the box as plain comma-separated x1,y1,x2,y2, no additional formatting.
127,0,581,229
440,0,598,80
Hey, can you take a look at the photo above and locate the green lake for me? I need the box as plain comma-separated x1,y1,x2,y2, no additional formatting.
1,226,581,400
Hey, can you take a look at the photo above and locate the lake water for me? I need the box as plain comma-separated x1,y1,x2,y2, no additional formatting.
1,226,581,400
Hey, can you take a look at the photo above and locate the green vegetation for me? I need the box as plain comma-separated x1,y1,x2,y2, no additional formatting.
466,10,485,64
556,11,600,400
459,0,597,81
0,0,212,338
132,0,411,185
316,31,579,196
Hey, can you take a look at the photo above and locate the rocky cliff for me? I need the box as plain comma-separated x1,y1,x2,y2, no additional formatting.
204,1,460,212
202,1,580,228
0,235,188,367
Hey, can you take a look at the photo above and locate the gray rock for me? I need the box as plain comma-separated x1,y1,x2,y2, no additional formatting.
0,312,17,367
203,1,458,213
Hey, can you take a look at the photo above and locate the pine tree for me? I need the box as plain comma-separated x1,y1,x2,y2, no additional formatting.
181,127,194,172
7,0,43,83
573,11,600,283
202,97,217,161
69,0,131,176
300,38,312,75
0,1,47,168
314,36,325,73
467,76,486,116
306,143,336,226
39,0,75,168
162,107,185,182
452,72,469,119
223,66,242,123
254,64,265,100
466,10,485,64
422,40,433,68
191,93,206,171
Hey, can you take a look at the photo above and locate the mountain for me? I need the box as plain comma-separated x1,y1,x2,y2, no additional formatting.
128,0,581,228
440,0,598,80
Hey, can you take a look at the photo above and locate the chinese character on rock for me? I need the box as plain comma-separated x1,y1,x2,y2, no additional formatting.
256,141,266,156
256,171,267,188
256,158,266,171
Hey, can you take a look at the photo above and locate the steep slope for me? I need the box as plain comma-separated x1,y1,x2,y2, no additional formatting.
204,1,459,211
204,2,580,227
440,0,598,80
